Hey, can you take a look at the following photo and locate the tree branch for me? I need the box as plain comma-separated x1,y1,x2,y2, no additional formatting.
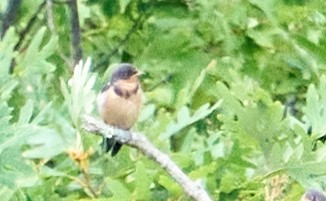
68,0,82,70
14,1,46,51
95,15,144,69
82,115,212,201
46,0,71,66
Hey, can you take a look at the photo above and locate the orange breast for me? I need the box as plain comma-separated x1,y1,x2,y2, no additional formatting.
98,86,142,130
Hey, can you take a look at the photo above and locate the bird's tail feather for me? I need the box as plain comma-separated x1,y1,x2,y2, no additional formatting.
102,137,122,156
111,142,122,156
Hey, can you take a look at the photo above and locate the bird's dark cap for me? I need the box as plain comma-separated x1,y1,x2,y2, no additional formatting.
110,63,139,83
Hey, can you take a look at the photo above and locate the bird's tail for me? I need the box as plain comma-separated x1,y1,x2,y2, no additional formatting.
102,137,122,156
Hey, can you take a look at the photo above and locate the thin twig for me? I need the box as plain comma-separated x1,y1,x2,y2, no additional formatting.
65,174,93,191
46,0,71,66
80,167,98,198
68,0,83,70
14,1,46,50
95,15,144,69
82,115,212,201
147,74,173,92
67,149,98,197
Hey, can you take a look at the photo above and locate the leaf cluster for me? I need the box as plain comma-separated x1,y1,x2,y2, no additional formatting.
1,0,326,200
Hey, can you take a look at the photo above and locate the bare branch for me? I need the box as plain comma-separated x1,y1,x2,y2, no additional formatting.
68,0,83,70
14,1,46,51
46,0,71,66
95,15,144,69
82,115,213,201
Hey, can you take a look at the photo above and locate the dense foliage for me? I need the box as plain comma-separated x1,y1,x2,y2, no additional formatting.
1,0,326,200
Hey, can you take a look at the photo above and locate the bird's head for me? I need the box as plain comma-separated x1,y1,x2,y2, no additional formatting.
110,63,141,84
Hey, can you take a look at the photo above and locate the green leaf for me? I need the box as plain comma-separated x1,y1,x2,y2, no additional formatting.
286,160,326,189
0,79,18,101
17,99,34,125
133,161,152,200
105,178,131,201
31,102,53,125
0,146,39,188
189,161,217,178
220,171,241,193
146,87,174,106
189,60,217,101
248,0,276,20
215,81,243,116
158,175,182,197
0,27,17,77
0,185,14,201
39,166,66,177
246,28,278,49
138,104,156,122
61,58,96,127
16,27,57,75
0,103,15,154
119,0,131,13
0,103,13,136
22,126,65,159
302,75,326,139
160,100,222,139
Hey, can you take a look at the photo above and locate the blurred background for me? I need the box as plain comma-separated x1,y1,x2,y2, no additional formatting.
1,0,326,200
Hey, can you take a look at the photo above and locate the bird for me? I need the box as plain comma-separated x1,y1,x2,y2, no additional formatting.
97,63,143,156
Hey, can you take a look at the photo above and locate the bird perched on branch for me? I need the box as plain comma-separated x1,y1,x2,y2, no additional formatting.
97,63,143,156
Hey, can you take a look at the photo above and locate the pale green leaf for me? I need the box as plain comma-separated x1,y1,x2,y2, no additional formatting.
16,27,57,75
0,27,17,77
119,0,131,13
302,75,326,139
287,161,326,189
0,79,18,101
31,102,53,125
105,178,131,201
158,175,182,197
22,127,65,159
248,0,276,20
61,58,96,126
0,185,14,201
160,100,222,139
138,103,156,122
39,166,66,177
0,146,38,188
17,99,34,125
133,161,152,200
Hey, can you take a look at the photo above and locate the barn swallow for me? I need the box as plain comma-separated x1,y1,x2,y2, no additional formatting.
97,63,143,156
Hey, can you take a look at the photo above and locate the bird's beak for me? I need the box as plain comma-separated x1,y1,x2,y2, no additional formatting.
136,70,145,77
